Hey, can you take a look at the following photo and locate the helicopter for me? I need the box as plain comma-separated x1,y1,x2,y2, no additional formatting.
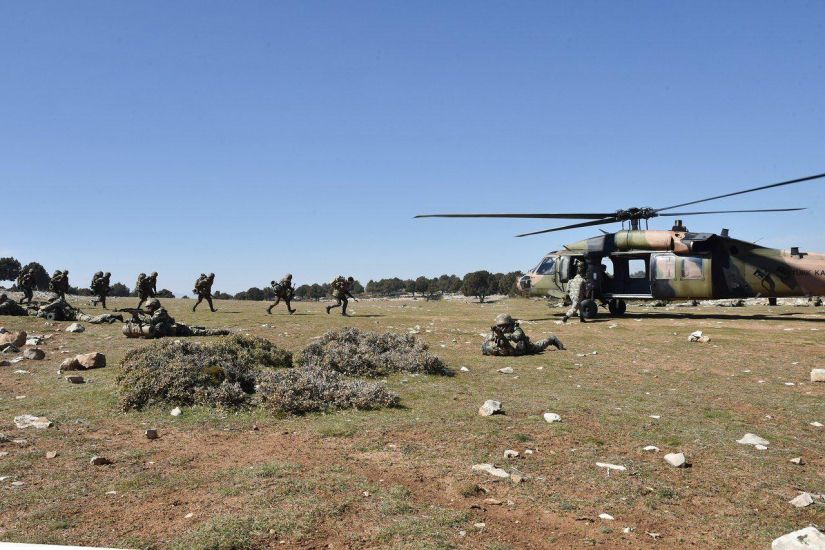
417,172,825,318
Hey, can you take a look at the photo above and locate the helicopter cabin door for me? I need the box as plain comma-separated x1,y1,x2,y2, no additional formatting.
650,253,713,300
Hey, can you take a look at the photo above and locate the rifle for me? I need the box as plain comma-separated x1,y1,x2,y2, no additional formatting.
490,324,515,350
116,307,149,319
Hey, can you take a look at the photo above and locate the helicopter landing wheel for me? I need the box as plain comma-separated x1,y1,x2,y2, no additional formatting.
580,299,599,319
608,299,626,316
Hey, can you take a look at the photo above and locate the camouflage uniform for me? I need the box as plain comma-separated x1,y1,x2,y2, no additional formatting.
0,294,28,316
562,264,587,323
125,298,229,338
91,272,111,309
326,276,356,316
267,274,296,314
193,273,217,312
49,270,69,301
16,268,35,305
136,272,157,308
35,298,123,324
482,313,565,356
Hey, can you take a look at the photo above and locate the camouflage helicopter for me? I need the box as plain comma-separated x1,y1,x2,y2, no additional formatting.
417,172,825,318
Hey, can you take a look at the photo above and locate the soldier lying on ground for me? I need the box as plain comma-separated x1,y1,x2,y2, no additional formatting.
482,313,565,356
267,274,296,314
122,298,229,339
34,297,123,324
0,294,28,316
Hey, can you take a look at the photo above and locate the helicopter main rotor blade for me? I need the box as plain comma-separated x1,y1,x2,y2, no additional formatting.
656,172,825,212
515,217,620,237
657,207,806,216
415,213,615,219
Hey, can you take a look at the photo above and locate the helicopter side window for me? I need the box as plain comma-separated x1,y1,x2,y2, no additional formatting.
536,257,556,275
628,258,647,279
654,255,676,280
681,257,704,280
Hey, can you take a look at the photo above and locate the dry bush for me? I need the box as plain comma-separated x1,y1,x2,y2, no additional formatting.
298,328,448,377
118,334,292,411
257,367,399,415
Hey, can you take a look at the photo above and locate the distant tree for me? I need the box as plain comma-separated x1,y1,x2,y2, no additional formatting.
403,279,415,295
156,289,175,298
180,295,190,300
351,280,364,294
462,270,495,303
68,286,93,296
0,257,22,282
494,271,523,297
213,290,232,300
109,282,130,297
415,276,430,297
235,287,266,301
21,262,49,290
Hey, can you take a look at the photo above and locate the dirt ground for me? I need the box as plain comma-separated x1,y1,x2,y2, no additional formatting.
1,295,824,549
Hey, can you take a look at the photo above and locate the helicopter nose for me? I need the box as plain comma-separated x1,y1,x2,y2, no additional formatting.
517,275,532,291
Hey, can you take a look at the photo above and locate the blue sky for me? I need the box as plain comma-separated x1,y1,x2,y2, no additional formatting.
2,1,824,295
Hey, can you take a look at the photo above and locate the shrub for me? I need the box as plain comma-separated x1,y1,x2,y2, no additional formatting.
118,335,292,411
298,328,448,377
257,367,399,415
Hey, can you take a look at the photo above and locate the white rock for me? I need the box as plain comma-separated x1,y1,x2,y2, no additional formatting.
478,400,502,417
65,323,85,333
497,367,514,374
664,452,686,468
623,527,634,534
504,449,519,459
543,412,561,423
790,457,805,465
599,513,614,521
170,407,182,417
771,526,825,549
811,369,825,382
643,445,659,452
471,463,510,479
14,415,52,429
460,366,469,372
810,422,823,428
789,493,815,508
649,415,661,419
737,433,769,447
596,462,626,472
755,444,768,451
688,330,710,343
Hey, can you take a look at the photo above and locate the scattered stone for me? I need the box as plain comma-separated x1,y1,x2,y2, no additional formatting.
810,422,823,428
543,412,561,423
145,429,158,440
14,415,53,429
771,526,825,549
497,367,514,374
11,481,24,487
755,444,768,451
59,357,81,371
811,369,825,383
509,470,525,484
76,352,106,369
45,451,57,459
25,336,43,346
23,348,45,360
643,445,659,452
65,323,85,333
596,462,626,473
789,493,815,508
737,433,769,447
688,330,710,343
484,498,503,505
649,415,661,419
170,407,182,417
89,456,112,466
599,513,614,521
790,457,805,465
478,400,503,417
474,522,486,530
524,449,534,455
504,449,519,459
460,366,469,372
471,463,510,479
65,375,85,384
664,452,687,468
0,331,26,348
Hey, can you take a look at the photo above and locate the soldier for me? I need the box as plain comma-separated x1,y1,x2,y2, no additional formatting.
135,272,157,309
267,274,296,314
49,270,69,301
16,267,35,305
326,275,358,316
562,263,587,323
90,271,112,309
0,293,28,316
35,297,123,323
482,313,565,356
193,273,218,312
123,298,229,338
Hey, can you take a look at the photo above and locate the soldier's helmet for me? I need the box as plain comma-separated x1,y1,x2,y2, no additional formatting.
145,298,161,311
209,273,215,278
200,273,206,278
347,276,354,282
577,262,586,274
138,272,146,278
285,274,292,279
494,313,514,326
271,280,276,286
151,272,158,277
64,270,69,275
105,272,111,277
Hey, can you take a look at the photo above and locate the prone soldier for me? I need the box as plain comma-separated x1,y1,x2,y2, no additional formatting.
482,313,565,356
36,297,123,324
90,271,112,308
122,298,229,339
193,273,218,312
0,293,28,316
16,267,36,305
267,274,296,314
326,275,358,316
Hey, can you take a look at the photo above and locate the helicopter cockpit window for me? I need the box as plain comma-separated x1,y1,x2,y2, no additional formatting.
654,255,676,280
681,257,704,280
535,257,556,275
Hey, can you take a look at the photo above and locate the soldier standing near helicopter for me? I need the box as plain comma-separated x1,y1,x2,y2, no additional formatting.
562,262,587,323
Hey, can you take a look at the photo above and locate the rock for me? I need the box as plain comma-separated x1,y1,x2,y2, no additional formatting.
59,357,82,371
76,352,106,369
474,522,486,530
755,444,768,451
145,429,158,440
89,456,112,466
497,367,514,374
596,462,626,472
65,375,85,384
771,526,825,549
471,463,510,479
45,451,57,459
25,337,43,346
170,407,182,417
737,433,769,447
478,400,502,417
688,330,710,343
790,457,806,465
504,449,519,459
0,331,26,348
811,369,825,382
460,366,469,372
810,422,823,428
484,498,503,505
643,445,659,452
14,415,53,429
789,493,815,508
543,412,561,423
599,513,615,521
664,452,687,467
509,470,525,484
23,348,45,360
65,323,85,333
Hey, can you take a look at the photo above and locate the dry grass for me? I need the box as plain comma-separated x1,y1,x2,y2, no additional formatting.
1,295,824,548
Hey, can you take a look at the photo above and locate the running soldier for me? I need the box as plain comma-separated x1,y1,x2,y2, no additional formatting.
16,267,35,305
135,272,157,309
123,298,229,339
482,313,565,356
326,276,358,316
90,271,112,308
562,263,587,323
267,274,296,314
193,273,217,312
49,270,69,301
